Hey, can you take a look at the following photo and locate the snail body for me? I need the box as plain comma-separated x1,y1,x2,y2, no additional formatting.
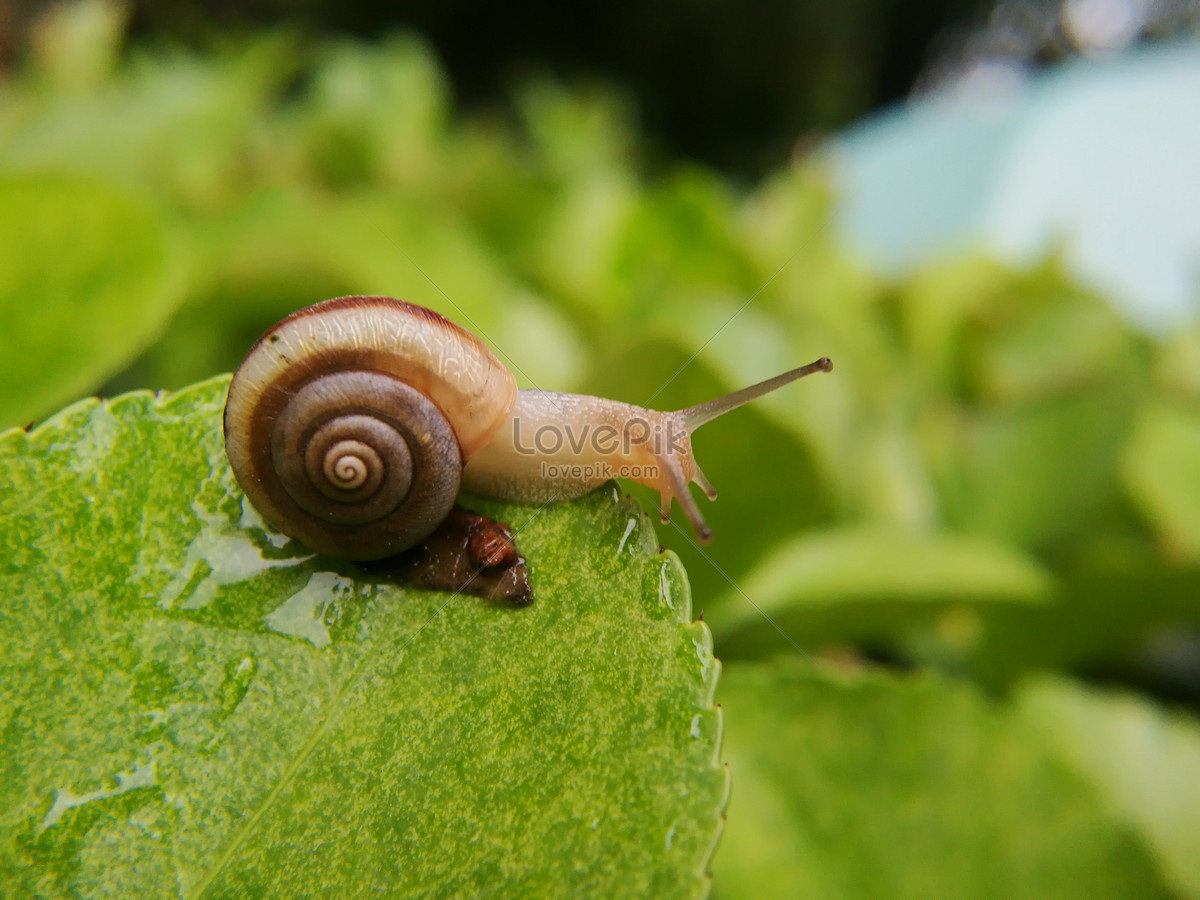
224,295,831,562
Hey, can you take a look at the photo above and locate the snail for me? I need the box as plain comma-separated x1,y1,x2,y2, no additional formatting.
223,295,831,599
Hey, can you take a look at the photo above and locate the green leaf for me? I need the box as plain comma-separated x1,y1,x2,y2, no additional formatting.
29,0,127,92
300,35,450,191
0,378,726,898
965,559,1200,689
710,527,1051,642
1018,678,1200,900
1123,400,1200,559
0,35,297,209
935,265,1147,549
713,660,1170,900
0,174,180,429
941,391,1136,548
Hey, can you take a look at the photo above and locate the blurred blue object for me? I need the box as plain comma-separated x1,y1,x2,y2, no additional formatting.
833,40,1200,332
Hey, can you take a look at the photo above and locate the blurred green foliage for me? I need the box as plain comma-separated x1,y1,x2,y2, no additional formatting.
3,3,1200,897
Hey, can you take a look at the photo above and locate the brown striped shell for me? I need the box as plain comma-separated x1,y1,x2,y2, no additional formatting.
223,296,517,560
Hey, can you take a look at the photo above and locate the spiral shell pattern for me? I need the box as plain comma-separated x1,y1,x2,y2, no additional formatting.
223,296,518,560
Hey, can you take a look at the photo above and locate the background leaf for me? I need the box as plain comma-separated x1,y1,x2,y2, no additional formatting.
0,174,181,429
712,660,1173,900
709,527,1051,642
1018,677,1200,900
1123,400,1200,559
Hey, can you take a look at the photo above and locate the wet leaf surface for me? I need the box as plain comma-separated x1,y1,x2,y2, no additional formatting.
0,378,726,898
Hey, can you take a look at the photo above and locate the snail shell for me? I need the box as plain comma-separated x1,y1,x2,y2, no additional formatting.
223,295,517,560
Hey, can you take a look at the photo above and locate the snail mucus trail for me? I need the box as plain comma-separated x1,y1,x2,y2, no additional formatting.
223,295,832,605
